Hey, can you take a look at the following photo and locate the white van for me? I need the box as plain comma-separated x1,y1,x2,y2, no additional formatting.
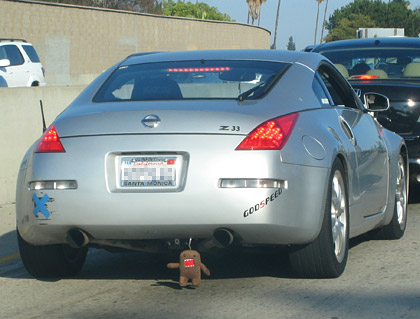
0,39,46,87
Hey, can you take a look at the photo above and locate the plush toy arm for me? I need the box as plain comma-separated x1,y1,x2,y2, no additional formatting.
200,263,210,276
167,263,180,269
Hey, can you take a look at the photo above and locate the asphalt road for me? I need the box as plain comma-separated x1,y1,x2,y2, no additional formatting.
1,199,419,319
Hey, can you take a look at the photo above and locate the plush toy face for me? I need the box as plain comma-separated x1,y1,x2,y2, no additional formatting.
180,250,201,270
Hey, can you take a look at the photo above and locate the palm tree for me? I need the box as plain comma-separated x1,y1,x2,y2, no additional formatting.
247,0,266,25
314,0,324,45
320,0,329,43
272,0,282,49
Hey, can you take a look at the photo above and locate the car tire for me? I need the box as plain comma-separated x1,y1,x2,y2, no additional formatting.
289,159,349,278
369,154,407,240
17,230,88,278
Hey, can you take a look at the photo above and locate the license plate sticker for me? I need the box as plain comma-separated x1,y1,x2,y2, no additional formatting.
120,156,177,187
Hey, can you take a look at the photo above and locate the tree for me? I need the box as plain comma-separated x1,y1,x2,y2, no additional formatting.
271,0,282,49
119,0,163,14
324,13,375,42
287,36,296,50
162,0,232,21
247,0,267,26
314,0,324,44
325,0,420,40
39,0,118,9
35,0,233,20
38,0,162,13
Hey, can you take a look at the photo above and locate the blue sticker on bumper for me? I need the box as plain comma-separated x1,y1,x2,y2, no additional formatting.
33,193,51,218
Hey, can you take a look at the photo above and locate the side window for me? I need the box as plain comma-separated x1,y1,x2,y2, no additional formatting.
312,77,331,106
0,47,7,60
22,45,40,63
4,45,24,66
317,64,358,109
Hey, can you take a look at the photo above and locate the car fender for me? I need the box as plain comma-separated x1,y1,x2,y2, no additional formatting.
282,108,358,202
16,144,37,240
26,74,42,87
381,128,408,226
280,108,356,240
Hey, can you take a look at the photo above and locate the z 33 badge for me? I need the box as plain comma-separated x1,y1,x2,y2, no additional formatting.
219,126,240,131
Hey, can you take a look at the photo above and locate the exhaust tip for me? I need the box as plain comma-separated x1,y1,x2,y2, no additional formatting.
66,229,89,248
213,228,234,248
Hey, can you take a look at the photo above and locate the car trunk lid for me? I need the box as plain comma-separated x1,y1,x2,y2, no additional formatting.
54,100,271,138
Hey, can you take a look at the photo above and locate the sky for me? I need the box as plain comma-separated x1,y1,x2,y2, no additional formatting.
203,0,420,50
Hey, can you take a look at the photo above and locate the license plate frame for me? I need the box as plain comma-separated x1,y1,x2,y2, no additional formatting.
120,155,179,189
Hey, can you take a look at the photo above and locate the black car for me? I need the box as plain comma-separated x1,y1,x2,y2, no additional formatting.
313,37,420,183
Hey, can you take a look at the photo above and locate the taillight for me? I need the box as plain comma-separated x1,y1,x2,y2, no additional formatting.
41,67,45,77
236,113,299,150
35,125,65,153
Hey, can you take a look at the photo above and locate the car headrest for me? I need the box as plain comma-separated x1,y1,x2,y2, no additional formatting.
402,63,420,78
367,69,388,79
334,64,349,78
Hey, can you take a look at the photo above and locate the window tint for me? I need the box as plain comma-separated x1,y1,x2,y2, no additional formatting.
318,71,344,106
318,48,420,80
312,77,331,106
4,45,24,66
94,60,290,102
0,46,7,60
22,45,40,63
317,64,358,109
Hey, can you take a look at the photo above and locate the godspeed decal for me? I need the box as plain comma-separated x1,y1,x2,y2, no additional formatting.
243,188,282,218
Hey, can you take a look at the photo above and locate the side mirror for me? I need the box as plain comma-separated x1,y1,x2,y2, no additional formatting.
363,92,390,112
0,59,10,67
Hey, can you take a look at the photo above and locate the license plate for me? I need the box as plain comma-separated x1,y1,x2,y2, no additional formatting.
120,156,177,187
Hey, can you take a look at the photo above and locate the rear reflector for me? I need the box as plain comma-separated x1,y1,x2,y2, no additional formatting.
236,113,299,150
35,125,65,153
29,180,77,190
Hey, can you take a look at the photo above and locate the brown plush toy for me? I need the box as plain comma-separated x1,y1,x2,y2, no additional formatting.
167,250,210,287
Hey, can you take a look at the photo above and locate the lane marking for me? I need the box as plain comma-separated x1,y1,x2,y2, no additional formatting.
0,253,20,264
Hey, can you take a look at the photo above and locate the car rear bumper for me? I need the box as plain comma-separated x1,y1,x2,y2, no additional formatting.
17,166,330,247
16,134,330,248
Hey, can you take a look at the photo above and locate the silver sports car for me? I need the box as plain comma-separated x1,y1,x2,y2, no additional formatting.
16,50,408,279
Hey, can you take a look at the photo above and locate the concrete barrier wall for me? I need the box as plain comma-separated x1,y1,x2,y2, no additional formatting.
0,86,84,204
1,0,270,86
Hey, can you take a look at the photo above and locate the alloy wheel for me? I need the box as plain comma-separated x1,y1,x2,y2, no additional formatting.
395,155,407,230
331,170,347,263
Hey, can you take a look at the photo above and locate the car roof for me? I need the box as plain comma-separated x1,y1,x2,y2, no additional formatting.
302,44,318,52
0,39,31,45
120,49,324,69
313,37,420,52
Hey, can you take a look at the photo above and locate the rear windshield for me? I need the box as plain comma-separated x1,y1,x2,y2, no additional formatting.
319,48,420,81
93,60,289,102
22,45,40,63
